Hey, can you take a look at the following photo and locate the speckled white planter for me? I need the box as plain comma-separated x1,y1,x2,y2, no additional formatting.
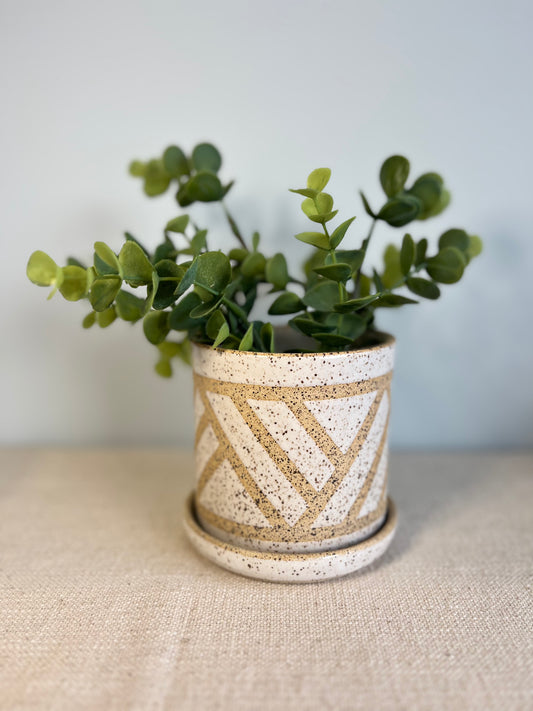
186,333,396,581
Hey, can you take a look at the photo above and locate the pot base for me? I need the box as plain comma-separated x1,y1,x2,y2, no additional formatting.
184,492,397,583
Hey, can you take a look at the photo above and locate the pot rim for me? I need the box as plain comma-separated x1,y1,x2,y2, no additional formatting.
192,330,395,359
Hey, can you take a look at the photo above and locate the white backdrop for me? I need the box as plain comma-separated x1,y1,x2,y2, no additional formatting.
2,0,532,448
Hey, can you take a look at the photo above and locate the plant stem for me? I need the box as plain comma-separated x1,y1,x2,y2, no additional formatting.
222,202,248,251
354,218,377,296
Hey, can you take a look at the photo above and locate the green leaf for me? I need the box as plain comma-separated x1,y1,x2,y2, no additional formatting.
129,160,146,177
189,230,207,256
359,191,376,218
192,143,222,173
115,290,144,321
332,249,365,273
330,311,368,340
265,253,289,290
155,359,172,378
163,146,189,177
422,188,451,219
260,322,275,352
378,195,421,227
466,235,483,259
94,242,120,275
268,292,305,315
145,270,160,313
206,309,227,340
375,294,418,307
381,244,402,289
307,168,331,192
307,210,338,224
58,266,88,301
143,159,171,196
166,215,190,233
96,306,116,328
67,257,86,269
313,263,352,282
313,332,353,347
212,320,230,348
27,251,59,286
330,217,356,249
169,292,203,330
124,232,151,258
415,238,428,266
239,324,254,351
186,171,224,202
334,295,380,313
241,252,266,278
294,231,330,250
400,233,415,275
190,298,222,318
380,155,410,197
229,248,248,262
82,312,96,329
143,311,169,345
89,276,121,311
290,316,332,338
152,260,184,310
406,277,441,300
438,228,469,252
303,282,340,311
289,187,318,198
176,183,194,207
302,193,334,217
252,231,260,251
409,174,442,218
426,247,465,284
119,241,153,286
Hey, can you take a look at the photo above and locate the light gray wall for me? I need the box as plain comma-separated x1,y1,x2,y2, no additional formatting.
2,0,532,448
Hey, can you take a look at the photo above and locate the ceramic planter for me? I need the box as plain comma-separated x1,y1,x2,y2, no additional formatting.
184,332,397,582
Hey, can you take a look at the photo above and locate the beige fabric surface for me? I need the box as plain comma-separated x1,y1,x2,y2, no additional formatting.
0,449,532,711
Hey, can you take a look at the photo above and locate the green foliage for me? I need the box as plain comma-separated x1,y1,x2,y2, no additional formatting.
27,143,482,375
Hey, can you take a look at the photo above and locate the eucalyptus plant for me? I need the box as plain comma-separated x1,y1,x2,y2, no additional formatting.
27,142,482,376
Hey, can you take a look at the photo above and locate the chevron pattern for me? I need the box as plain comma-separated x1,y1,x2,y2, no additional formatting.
193,371,391,545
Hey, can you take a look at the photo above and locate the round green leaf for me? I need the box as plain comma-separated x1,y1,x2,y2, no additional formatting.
193,252,232,298
466,235,483,259
115,290,144,321
206,309,227,340
94,242,120,273
163,146,189,177
438,228,469,252
268,292,305,315
380,155,410,197
58,266,88,301
96,306,117,328
307,168,331,192
313,263,352,282
82,312,96,329
406,276,441,300
265,253,289,289
186,171,224,202
119,241,153,286
241,252,266,278
378,196,421,227
169,292,203,330
143,311,170,345
192,143,222,173
409,174,442,218
426,247,465,284
128,160,146,177
89,276,121,311
415,238,428,266
27,251,59,286
143,159,171,197
303,282,340,311
422,188,451,220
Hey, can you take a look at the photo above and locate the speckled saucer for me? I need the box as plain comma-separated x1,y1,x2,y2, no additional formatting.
184,493,397,583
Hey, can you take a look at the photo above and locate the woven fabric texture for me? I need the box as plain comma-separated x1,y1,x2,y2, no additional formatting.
1,449,532,711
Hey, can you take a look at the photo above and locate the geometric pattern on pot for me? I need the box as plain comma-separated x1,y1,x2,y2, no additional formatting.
193,370,392,545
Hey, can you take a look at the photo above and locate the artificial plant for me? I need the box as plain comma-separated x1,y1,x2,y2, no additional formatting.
27,142,482,376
